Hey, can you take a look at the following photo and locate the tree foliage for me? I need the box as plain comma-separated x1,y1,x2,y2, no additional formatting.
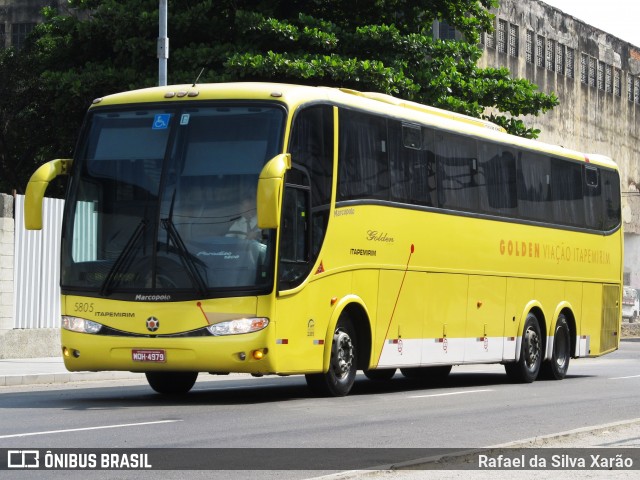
0,0,558,194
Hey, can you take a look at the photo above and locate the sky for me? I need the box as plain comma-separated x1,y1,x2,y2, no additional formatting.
541,0,640,46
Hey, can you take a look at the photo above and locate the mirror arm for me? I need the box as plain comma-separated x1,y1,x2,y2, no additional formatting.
24,158,73,230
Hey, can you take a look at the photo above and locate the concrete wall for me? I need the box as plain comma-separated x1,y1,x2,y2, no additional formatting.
0,192,59,358
480,0,640,201
0,193,13,331
0,0,68,48
478,0,640,287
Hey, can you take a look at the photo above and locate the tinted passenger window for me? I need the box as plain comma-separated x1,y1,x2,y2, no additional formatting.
478,143,517,215
388,122,436,206
584,167,603,229
551,159,585,226
289,105,334,208
517,152,551,222
338,110,389,201
436,132,478,211
602,169,621,230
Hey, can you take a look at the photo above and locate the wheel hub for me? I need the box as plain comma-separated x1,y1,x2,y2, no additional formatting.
332,330,354,379
524,327,540,369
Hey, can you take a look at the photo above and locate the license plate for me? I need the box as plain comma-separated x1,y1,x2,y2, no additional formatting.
132,349,166,363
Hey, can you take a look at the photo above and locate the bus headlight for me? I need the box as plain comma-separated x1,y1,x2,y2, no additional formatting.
62,316,103,334
206,318,269,336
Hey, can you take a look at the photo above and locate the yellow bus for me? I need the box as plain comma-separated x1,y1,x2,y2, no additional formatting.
25,82,622,396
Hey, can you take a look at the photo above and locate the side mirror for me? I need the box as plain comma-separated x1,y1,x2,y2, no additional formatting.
24,159,72,230
257,153,291,229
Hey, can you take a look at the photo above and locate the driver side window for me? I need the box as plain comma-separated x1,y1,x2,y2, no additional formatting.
279,105,334,289
279,172,311,286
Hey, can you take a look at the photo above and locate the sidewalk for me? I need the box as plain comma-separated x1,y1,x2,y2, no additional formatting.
0,357,141,386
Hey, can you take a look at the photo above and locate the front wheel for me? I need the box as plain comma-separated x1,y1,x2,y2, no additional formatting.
505,313,542,383
540,315,571,380
145,371,198,395
305,317,358,396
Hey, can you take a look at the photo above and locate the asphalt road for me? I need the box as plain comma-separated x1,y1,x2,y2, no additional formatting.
1,341,639,479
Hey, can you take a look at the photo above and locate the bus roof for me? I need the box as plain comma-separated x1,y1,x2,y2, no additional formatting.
91,82,618,170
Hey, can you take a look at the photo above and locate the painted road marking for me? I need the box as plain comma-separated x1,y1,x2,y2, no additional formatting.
609,374,640,380
408,389,493,399
0,420,181,439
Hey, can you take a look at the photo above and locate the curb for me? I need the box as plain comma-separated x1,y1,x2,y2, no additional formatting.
396,417,640,470
0,371,142,387
309,418,640,478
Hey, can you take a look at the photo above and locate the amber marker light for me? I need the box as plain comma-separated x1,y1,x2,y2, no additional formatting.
253,350,265,360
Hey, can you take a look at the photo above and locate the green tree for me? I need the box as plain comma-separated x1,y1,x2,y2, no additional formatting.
0,0,558,194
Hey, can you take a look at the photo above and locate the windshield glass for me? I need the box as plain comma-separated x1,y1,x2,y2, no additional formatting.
61,103,285,299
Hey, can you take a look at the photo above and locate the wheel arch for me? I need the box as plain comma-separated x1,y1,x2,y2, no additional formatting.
322,295,372,372
515,302,547,362
557,306,577,358
530,306,548,359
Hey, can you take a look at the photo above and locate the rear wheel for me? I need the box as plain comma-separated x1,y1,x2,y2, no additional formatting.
145,371,198,394
305,316,358,396
505,313,542,383
540,315,571,380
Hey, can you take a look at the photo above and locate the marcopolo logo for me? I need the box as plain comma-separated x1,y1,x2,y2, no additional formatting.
135,294,171,301
146,317,160,332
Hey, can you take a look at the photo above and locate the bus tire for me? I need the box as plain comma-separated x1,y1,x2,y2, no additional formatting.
145,371,198,395
305,317,358,397
540,315,571,380
364,368,396,381
400,365,452,380
505,313,542,383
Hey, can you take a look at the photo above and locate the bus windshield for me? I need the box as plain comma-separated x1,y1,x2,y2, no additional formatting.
61,103,285,299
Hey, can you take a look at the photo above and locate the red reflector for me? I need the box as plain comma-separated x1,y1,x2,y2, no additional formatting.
276,339,289,344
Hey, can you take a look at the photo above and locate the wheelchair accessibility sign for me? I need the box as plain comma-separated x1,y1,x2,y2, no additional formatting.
152,114,171,130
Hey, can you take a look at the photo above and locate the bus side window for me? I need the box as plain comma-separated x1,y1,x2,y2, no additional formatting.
279,171,311,288
516,152,551,222
477,142,517,215
550,158,585,227
584,166,603,230
602,169,621,231
436,132,479,211
389,122,436,206
285,105,334,288
338,109,389,201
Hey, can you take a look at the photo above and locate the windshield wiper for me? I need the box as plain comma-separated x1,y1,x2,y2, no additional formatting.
100,220,146,296
161,217,208,297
